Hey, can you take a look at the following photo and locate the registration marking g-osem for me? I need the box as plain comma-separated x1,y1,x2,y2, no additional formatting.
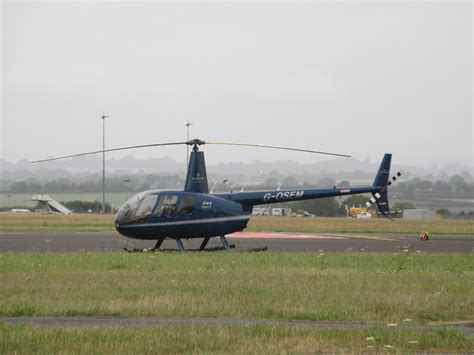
263,190,304,202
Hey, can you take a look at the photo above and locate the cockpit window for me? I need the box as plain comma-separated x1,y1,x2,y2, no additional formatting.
131,194,159,220
177,196,196,215
153,195,178,217
116,193,158,224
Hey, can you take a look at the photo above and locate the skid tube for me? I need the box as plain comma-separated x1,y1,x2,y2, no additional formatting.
124,234,267,253
125,245,268,253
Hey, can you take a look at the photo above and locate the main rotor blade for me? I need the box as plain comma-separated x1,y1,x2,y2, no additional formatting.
31,141,188,163
205,141,351,158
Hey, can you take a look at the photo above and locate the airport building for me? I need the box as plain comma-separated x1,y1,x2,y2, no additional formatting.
403,209,436,220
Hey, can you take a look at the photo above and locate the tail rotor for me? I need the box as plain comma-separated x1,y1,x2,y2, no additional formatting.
366,170,404,218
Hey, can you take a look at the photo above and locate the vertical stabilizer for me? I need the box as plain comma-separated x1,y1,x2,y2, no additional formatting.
371,153,392,215
373,153,392,187
184,149,209,193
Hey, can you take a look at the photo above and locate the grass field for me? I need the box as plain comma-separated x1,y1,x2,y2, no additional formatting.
1,323,472,353
0,212,113,232
249,216,474,235
1,252,473,352
1,213,472,352
1,212,473,234
1,253,472,323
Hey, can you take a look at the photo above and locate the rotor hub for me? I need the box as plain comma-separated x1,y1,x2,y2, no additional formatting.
186,138,206,151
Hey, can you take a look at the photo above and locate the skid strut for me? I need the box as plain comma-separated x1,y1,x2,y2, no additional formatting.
199,237,211,250
125,236,238,252
219,235,231,251
175,238,185,252
153,237,165,250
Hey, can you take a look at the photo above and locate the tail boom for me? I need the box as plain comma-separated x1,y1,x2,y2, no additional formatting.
214,186,379,211
214,153,395,216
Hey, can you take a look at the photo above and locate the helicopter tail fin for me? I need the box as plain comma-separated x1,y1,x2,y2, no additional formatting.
367,154,392,215
373,153,392,188
184,150,209,194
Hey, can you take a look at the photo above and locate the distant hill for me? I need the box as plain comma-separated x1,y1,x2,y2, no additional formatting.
1,156,472,183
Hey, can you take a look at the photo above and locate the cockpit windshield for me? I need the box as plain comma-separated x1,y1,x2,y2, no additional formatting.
116,193,159,224
116,193,196,225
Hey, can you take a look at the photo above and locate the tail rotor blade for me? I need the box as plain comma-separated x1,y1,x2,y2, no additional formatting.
206,141,351,158
365,171,403,208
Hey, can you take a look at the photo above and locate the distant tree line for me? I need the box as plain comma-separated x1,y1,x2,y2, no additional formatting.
5,175,182,194
4,172,472,195
3,171,473,218
392,175,473,195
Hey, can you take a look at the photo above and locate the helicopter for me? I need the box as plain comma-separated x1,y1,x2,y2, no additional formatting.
33,138,401,252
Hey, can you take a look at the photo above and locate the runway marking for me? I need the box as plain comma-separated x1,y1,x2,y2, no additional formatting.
228,232,397,241
329,234,397,241
228,232,347,240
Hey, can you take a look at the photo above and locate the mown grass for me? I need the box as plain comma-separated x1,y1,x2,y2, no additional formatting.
0,253,472,324
0,212,113,232
248,216,474,235
0,323,472,353
1,212,473,234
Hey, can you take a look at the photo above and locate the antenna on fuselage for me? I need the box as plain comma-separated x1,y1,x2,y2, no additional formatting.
277,174,288,191
240,175,251,192
210,179,232,193
221,179,238,193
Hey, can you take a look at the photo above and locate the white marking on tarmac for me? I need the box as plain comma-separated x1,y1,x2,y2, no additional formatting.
227,232,347,239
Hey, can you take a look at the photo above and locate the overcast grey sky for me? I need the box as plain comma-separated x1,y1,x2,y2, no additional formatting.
1,1,472,167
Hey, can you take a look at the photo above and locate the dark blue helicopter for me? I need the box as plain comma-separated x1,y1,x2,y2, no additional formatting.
33,138,400,252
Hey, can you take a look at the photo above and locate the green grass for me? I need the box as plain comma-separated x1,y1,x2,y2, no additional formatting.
1,323,472,353
1,213,473,234
0,212,114,232
247,216,474,235
1,252,472,352
1,253,473,323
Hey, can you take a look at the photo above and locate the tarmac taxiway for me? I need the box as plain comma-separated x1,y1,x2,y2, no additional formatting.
0,231,472,253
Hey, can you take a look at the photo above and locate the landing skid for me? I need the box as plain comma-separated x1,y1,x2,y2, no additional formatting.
161,244,237,252
162,245,267,252
123,245,268,253
123,234,268,253
123,244,236,253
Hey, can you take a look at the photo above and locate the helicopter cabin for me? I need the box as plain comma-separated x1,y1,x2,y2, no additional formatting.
115,190,250,240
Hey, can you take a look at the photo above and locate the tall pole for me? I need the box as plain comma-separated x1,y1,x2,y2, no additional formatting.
186,121,193,167
123,178,130,201
101,113,109,214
